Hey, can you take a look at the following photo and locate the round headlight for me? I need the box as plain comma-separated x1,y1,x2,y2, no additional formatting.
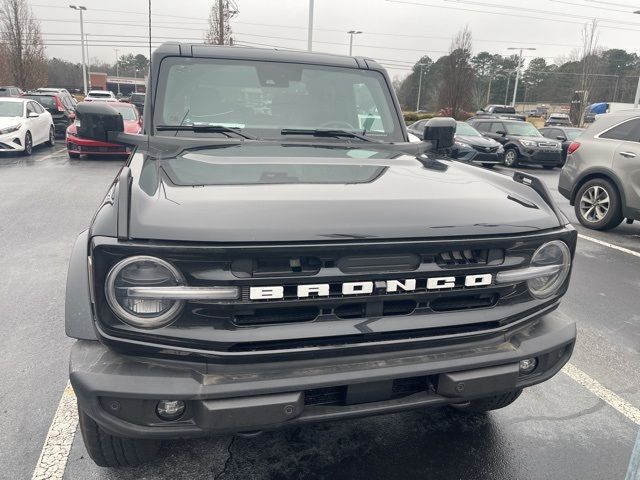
105,256,185,328
527,240,571,299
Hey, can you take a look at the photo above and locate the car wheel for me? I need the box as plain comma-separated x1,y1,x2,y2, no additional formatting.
575,178,624,230
481,163,495,169
78,407,161,467
503,148,518,167
22,132,33,156
46,126,55,147
450,389,522,413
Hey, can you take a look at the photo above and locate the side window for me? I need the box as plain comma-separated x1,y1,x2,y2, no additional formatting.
33,102,45,114
474,122,489,132
600,118,640,143
488,122,504,134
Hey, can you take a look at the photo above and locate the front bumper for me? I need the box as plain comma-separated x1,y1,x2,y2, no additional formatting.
71,311,576,439
66,135,131,155
517,147,563,166
0,130,25,152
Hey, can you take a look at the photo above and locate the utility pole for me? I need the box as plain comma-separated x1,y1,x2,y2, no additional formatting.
85,33,91,89
634,11,640,107
347,30,361,56
69,5,88,95
504,73,511,105
507,47,536,107
415,64,427,112
307,0,314,52
218,0,224,45
115,48,120,95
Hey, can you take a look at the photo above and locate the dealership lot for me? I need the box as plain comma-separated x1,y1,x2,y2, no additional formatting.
0,148,639,480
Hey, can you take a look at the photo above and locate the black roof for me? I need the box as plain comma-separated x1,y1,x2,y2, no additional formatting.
152,43,383,71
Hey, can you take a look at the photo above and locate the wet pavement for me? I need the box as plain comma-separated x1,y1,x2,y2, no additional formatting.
1,147,639,480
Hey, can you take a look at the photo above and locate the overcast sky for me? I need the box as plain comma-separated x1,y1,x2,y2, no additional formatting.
32,0,640,79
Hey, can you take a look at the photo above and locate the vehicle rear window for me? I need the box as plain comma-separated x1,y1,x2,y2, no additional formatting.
0,88,10,97
130,94,145,102
110,104,137,121
22,95,56,109
599,118,640,143
492,106,516,114
89,92,113,98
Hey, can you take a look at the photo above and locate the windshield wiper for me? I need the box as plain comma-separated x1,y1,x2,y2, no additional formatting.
280,128,381,143
156,124,256,140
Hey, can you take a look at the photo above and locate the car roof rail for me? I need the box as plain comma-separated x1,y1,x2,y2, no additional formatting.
512,171,566,225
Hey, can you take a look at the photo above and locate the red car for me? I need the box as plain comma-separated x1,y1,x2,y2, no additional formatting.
66,102,142,158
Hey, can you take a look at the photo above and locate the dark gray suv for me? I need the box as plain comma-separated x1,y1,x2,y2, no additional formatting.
558,110,640,230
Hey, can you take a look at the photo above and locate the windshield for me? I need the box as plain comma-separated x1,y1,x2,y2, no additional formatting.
504,122,542,136
154,57,403,142
111,104,137,121
455,122,481,137
0,101,23,116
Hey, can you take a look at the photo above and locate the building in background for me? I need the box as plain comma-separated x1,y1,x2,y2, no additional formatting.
88,72,146,96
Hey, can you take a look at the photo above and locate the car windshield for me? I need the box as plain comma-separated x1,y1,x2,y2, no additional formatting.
111,104,137,121
0,101,23,116
154,57,403,142
456,122,481,136
504,122,542,136
22,95,56,109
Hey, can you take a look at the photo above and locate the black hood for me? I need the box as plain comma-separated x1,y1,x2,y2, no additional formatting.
455,134,499,147
125,147,561,243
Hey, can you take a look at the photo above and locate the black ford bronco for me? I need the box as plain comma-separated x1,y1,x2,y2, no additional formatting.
66,43,577,467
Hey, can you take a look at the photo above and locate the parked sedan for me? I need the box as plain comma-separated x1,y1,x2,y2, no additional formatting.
0,97,55,155
66,102,141,158
544,113,572,127
452,121,504,167
539,126,584,164
21,92,75,137
468,118,563,168
558,110,640,230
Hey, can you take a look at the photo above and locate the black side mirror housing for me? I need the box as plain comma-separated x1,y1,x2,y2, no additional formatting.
495,130,506,136
556,135,567,141
423,117,456,150
75,102,124,142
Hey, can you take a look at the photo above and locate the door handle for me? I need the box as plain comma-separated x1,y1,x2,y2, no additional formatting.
619,151,636,158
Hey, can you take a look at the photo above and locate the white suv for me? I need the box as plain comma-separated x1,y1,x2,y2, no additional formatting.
85,90,117,102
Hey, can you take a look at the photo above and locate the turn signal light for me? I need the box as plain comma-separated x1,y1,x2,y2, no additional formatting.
567,142,580,155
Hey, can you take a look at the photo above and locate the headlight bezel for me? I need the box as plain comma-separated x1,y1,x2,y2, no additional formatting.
105,255,186,329
526,240,571,299
519,139,537,147
0,123,22,135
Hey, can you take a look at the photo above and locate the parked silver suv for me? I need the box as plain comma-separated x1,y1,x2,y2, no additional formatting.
558,110,640,230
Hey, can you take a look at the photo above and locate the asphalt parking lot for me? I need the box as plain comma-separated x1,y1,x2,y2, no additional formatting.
1,146,639,480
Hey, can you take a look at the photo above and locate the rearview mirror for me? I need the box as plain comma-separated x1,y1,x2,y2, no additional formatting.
423,117,456,150
75,102,124,142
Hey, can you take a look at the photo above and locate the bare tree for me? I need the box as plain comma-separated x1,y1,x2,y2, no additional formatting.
438,26,475,118
574,19,599,126
0,0,47,89
204,0,238,45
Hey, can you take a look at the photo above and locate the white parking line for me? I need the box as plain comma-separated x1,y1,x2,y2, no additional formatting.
563,363,640,426
578,233,640,258
31,382,78,480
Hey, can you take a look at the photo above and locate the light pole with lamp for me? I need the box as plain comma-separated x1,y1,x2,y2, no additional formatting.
69,5,87,95
507,47,536,107
415,63,429,112
347,30,362,56
114,48,121,96
633,10,640,107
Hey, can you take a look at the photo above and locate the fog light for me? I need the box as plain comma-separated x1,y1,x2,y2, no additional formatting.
519,358,538,374
156,400,185,420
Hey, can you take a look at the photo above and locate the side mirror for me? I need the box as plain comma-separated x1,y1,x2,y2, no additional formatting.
556,135,566,141
28,112,39,118
423,117,456,150
495,130,506,136
75,102,124,142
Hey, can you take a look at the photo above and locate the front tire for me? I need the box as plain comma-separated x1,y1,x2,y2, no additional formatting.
503,148,518,167
22,132,33,156
46,126,55,147
575,178,623,230
78,407,161,467
451,389,522,413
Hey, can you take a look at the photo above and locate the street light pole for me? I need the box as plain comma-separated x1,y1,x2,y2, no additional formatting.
115,48,120,96
347,30,362,56
69,5,87,95
507,47,536,107
634,11,640,107
416,64,427,112
307,0,314,52
85,33,91,89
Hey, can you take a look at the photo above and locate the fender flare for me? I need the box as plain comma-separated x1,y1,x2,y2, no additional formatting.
65,229,98,340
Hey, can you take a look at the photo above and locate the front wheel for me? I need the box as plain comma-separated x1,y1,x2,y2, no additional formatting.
22,132,33,156
451,389,522,413
503,148,518,167
46,126,55,147
574,178,623,230
78,407,161,467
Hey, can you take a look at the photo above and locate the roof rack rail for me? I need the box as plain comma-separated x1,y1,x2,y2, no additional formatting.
512,171,566,225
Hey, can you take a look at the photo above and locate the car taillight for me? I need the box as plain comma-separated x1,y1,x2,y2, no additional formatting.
567,142,580,155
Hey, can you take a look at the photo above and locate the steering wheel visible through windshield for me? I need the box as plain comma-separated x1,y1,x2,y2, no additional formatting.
154,57,404,142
